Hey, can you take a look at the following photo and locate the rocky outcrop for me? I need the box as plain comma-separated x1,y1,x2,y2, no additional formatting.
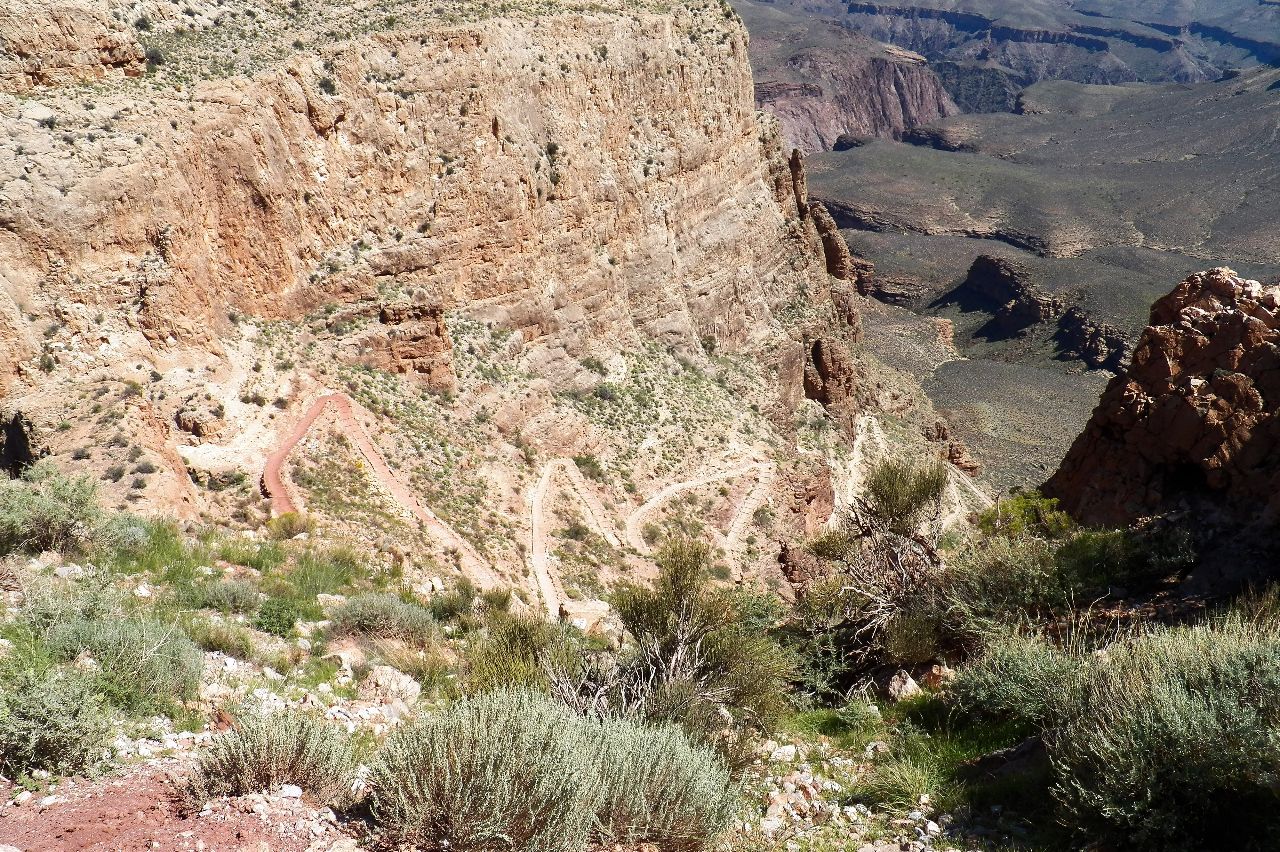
0,412,39,477
949,255,1062,338
1054,306,1130,372
358,301,456,393
1046,268,1280,538
753,44,958,153
0,0,144,92
738,0,956,153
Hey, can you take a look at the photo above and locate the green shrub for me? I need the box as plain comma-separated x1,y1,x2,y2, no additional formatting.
594,718,735,849
950,633,1083,731
368,690,603,852
255,598,302,636
611,539,794,743
368,690,732,852
329,594,436,644
942,536,1066,642
865,458,947,535
1049,613,1280,850
427,578,477,623
187,713,356,808
0,668,113,777
465,612,575,694
0,460,100,556
45,618,203,715
199,579,262,614
975,491,1075,539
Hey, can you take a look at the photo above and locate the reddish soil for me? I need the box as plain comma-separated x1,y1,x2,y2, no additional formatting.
0,764,357,852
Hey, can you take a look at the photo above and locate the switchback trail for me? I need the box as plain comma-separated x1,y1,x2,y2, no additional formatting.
527,458,623,618
262,392,500,590
623,461,774,555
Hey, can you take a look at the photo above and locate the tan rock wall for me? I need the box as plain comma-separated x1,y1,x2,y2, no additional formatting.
0,7,829,387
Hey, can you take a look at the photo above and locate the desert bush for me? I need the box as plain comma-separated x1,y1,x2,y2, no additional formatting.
950,633,1083,731
1049,613,1280,850
427,578,477,623
267,512,313,540
19,578,125,634
329,593,436,644
45,617,203,714
368,689,732,851
594,717,735,849
183,616,254,658
199,579,262,614
0,460,100,556
0,668,112,777
975,491,1074,539
254,598,302,637
187,713,356,808
465,611,576,694
368,690,603,852
787,510,947,694
941,536,1066,642
289,546,364,599
606,539,794,742
865,458,947,535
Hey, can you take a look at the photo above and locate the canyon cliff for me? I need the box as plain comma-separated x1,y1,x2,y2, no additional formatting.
0,2,838,386
0,0,980,602
735,0,958,153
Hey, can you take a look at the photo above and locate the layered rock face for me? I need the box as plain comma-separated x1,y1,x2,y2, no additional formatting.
1046,268,1280,534
0,5,832,391
736,0,958,153
754,41,958,153
0,0,144,92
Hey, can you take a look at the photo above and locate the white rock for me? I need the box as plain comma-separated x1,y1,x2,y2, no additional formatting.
769,744,797,763
13,791,33,805
133,583,153,599
887,670,922,702
279,784,303,799
54,564,85,580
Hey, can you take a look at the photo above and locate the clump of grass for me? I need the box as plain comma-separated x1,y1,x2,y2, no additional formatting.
187,713,357,808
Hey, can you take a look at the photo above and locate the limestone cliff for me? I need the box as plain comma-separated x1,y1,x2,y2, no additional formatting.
0,2,832,390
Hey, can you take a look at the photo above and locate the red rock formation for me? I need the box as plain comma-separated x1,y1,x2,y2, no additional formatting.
1045,268,1280,530
361,302,456,393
